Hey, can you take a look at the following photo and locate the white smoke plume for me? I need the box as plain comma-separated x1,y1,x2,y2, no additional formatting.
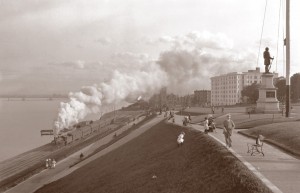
55,31,255,131
55,62,167,130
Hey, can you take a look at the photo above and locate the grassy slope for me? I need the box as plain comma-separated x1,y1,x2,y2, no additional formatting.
190,113,299,129
35,121,271,193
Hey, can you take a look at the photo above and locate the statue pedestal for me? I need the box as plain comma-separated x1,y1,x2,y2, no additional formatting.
256,73,280,113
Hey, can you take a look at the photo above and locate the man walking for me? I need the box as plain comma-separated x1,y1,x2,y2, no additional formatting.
223,114,235,148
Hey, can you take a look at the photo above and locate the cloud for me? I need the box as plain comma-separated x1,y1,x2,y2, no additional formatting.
48,61,104,70
157,48,254,93
157,31,234,50
95,37,112,45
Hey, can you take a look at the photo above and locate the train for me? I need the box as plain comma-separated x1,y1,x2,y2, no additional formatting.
54,110,145,146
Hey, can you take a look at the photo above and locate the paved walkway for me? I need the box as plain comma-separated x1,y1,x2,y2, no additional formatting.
173,114,300,193
5,116,164,193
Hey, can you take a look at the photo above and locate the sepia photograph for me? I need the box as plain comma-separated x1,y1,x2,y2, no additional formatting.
0,0,300,192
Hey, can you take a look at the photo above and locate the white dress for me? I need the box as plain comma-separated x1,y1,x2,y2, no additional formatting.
177,134,184,144
204,119,209,130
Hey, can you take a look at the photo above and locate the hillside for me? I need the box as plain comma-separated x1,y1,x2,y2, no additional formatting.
35,121,271,193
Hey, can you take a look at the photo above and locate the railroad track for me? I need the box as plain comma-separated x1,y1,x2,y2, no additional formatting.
0,111,145,189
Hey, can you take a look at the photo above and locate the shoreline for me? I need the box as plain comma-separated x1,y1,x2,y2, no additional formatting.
0,112,150,193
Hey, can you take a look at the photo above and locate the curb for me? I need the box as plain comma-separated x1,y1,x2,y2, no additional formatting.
208,134,282,193
169,116,283,193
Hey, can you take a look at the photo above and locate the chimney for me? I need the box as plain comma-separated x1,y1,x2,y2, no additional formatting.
256,67,260,72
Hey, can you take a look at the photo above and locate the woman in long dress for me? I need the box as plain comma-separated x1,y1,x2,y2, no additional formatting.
177,132,185,147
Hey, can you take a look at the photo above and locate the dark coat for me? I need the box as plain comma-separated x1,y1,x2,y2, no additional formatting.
263,50,272,65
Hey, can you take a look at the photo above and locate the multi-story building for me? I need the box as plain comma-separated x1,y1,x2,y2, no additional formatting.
193,90,211,106
211,67,278,106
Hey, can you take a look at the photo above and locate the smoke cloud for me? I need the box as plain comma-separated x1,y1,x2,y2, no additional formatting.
55,31,255,131
54,62,167,130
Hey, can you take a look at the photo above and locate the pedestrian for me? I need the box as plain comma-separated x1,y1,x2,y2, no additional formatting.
222,107,224,113
203,117,209,134
263,47,274,73
51,159,56,169
80,153,84,159
256,134,264,146
223,114,235,148
48,158,52,168
177,131,185,147
45,159,49,168
188,113,191,121
207,115,216,132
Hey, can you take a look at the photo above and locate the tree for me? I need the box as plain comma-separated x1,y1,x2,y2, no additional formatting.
291,73,300,102
241,83,260,104
275,78,286,103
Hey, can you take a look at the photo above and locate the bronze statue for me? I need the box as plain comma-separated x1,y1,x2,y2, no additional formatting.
263,47,274,73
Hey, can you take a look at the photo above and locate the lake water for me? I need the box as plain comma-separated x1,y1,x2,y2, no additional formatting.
0,99,101,162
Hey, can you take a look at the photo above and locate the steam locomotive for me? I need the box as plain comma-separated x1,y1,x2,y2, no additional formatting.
54,110,145,145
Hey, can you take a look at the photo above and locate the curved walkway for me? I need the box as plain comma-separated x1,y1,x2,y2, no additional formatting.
173,114,300,193
4,116,164,193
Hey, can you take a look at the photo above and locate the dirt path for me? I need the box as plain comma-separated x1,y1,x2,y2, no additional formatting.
4,115,164,193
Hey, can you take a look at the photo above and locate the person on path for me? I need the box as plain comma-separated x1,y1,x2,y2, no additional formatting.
203,117,209,134
51,159,56,169
48,158,52,168
223,114,235,148
45,159,49,168
177,131,185,147
263,47,274,73
80,153,84,159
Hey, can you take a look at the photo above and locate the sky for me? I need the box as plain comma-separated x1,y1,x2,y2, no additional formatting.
0,0,299,95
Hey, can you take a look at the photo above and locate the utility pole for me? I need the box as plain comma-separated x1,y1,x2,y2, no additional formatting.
285,0,290,117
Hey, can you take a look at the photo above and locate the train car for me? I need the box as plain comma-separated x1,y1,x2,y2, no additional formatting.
81,126,92,138
64,135,73,145
56,115,118,146
91,125,98,133
74,120,90,129
72,129,83,141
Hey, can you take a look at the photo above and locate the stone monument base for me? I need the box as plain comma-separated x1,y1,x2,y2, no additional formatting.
256,73,280,113
256,101,280,113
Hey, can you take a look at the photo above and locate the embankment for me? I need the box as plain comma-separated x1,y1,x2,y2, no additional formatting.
35,120,272,193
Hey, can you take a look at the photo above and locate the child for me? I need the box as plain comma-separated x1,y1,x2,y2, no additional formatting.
45,159,49,168
177,132,185,147
256,134,264,146
51,159,56,169
203,117,209,134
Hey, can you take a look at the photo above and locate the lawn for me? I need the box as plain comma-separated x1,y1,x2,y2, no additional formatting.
35,121,271,193
190,112,299,129
239,121,300,157
185,105,300,157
